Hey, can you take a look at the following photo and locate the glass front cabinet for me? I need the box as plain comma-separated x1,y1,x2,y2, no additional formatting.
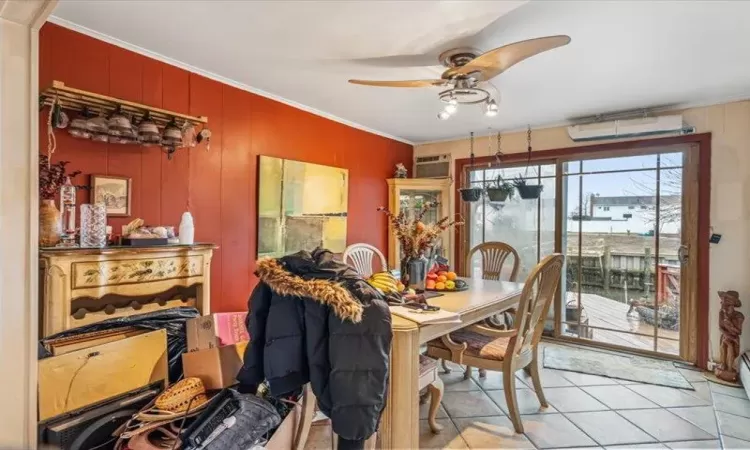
386,178,453,269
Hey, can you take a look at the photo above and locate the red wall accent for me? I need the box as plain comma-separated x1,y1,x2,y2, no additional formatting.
39,23,413,312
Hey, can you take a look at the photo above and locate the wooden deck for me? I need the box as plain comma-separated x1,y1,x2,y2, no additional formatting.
564,292,679,355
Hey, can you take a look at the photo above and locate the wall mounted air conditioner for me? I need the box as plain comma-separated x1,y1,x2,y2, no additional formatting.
414,154,451,178
567,115,694,142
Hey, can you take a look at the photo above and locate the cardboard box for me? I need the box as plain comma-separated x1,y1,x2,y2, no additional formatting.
186,312,249,351
38,329,168,421
182,341,248,390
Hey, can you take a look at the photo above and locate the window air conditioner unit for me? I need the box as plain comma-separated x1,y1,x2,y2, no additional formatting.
567,114,693,142
414,154,450,179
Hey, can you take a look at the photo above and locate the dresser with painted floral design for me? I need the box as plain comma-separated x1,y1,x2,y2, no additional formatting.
39,244,216,337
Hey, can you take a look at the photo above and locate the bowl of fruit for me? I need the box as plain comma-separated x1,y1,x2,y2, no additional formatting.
425,270,468,292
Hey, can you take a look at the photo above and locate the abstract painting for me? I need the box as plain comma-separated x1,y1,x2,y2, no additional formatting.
258,156,348,257
90,174,131,217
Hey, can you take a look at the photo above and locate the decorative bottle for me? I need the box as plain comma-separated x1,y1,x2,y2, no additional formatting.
59,176,77,247
179,212,195,245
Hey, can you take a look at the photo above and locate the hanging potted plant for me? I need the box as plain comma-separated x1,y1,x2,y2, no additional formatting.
487,176,515,202
513,175,544,200
458,131,482,202
485,132,513,202
515,126,544,200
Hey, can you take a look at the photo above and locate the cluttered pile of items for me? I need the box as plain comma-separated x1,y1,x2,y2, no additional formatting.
38,246,396,450
37,308,302,450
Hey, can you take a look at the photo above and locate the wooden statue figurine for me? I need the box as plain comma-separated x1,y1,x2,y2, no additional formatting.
716,290,744,382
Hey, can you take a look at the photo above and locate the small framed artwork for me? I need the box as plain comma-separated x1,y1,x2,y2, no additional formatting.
90,174,132,217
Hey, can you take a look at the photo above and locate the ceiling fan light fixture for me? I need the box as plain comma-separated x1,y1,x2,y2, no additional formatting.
437,111,451,120
485,99,499,117
445,103,458,115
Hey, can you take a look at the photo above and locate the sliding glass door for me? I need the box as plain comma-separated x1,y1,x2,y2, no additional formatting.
560,151,686,356
462,144,699,359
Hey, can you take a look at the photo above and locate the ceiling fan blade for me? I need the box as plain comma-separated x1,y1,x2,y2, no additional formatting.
446,35,571,81
348,79,448,88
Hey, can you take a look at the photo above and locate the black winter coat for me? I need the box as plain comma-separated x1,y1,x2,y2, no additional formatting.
237,249,392,442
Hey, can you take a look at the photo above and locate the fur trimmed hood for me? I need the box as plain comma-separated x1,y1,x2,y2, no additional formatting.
255,257,363,323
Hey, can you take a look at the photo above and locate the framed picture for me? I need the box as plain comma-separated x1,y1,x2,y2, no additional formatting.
90,174,132,217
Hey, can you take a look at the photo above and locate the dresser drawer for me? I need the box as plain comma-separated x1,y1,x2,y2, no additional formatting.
72,255,204,289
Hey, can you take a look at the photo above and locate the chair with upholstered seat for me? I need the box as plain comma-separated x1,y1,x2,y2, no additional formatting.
460,242,520,379
427,253,564,433
343,243,387,278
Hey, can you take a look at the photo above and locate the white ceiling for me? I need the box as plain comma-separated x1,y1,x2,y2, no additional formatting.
51,0,750,144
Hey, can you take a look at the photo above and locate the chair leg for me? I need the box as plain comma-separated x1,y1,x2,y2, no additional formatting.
463,365,472,380
294,384,316,450
478,368,487,378
528,350,548,407
503,366,524,434
426,378,444,434
441,359,451,373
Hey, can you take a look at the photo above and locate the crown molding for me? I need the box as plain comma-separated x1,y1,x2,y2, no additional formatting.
46,16,414,146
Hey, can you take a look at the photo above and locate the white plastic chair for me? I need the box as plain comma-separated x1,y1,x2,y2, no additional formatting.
342,243,386,278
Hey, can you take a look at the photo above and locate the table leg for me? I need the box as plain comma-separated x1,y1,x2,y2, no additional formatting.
379,320,420,449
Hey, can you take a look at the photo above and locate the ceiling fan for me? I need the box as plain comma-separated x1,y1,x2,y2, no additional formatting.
348,35,571,120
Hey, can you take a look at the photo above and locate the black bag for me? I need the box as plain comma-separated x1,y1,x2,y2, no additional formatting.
39,307,200,381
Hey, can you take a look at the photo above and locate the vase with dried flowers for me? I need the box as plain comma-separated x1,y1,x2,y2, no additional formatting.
39,154,82,247
378,202,462,290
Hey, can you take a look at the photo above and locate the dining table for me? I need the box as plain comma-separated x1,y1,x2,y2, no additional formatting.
377,277,525,449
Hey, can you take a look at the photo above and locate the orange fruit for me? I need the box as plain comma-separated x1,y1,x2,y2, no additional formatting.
416,222,426,232
447,271,457,281
425,280,436,290
438,271,448,277
435,282,446,290
445,280,455,290
437,275,447,283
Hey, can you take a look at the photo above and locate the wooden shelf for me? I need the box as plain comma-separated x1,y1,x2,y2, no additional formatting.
41,80,207,128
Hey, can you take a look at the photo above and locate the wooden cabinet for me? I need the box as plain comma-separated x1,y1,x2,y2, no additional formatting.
386,178,452,269
39,244,216,337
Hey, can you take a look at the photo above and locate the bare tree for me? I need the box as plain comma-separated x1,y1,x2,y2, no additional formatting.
628,167,682,233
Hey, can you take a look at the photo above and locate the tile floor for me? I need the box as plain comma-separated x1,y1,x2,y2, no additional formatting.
305,344,750,449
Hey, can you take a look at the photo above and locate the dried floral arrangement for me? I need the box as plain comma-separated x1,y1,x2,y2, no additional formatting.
39,154,82,200
377,202,462,259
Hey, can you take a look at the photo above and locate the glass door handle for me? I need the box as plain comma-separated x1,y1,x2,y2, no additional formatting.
678,245,689,265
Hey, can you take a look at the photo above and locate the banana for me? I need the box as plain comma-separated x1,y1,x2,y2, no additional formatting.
368,271,398,293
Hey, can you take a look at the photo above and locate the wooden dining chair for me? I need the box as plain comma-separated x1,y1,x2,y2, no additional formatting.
465,242,520,282
343,243,387,278
426,254,564,434
459,242,520,379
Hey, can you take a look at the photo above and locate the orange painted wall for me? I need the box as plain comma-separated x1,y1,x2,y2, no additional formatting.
39,23,413,312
